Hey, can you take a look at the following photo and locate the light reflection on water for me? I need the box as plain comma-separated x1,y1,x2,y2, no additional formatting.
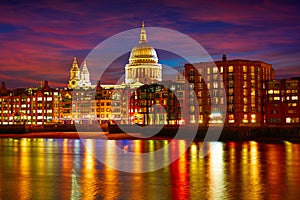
1,138,300,199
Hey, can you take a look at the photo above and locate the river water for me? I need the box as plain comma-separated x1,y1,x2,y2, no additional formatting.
0,138,300,199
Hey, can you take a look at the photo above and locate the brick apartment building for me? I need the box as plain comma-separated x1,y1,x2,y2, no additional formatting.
184,54,274,126
264,77,300,126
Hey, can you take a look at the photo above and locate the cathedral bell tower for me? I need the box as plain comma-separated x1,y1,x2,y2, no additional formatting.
80,60,91,87
68,56,80,89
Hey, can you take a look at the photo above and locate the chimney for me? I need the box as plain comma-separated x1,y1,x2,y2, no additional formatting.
222,54,227,61
1,81,6,89
44,80,49,87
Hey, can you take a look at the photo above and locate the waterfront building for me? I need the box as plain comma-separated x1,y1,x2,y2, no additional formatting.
0,81,63,125
184,55,274,126
95,81,113,124
59,88,73,124
128,82,185,125
264,77,300,126
71,82,113,125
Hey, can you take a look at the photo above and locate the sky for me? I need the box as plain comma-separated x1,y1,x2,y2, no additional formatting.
0,0,299,89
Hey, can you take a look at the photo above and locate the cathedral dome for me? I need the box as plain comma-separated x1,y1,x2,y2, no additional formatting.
128,22,158,65
129,43,158,64
125,22,162,85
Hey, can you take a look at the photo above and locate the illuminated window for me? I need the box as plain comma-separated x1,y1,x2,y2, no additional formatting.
228,66,233,72
243,114,248,123
213,67,218,73
199,83,203,89
292,96,298,100
243,81,247,88
274,97,280,101
207,68,211,74
199,106,203,112
190,115,195,123
213,82,218,88
213,97,219,104
243,66,247,72
229,114,234,123
274,90,280,94
286,118,291,123
199,115,203,123
220,67,223,73
251,80,255,88
220,97,224,104
228,96,234,104
243,97,248,104
251,114,256,123
243,105,248,112
37,97,42,101
198,76,202,82
244,74,247,80
213,74,218,81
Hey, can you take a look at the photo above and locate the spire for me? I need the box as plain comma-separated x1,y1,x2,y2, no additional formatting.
72,56,78,69
139,21,147,44
80,59,91,87
81,60,89,73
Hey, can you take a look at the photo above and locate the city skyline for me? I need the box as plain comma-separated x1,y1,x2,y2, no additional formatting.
0,0,300,89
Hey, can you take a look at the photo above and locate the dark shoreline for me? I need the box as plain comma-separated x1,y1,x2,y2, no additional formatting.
0,124,300,142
